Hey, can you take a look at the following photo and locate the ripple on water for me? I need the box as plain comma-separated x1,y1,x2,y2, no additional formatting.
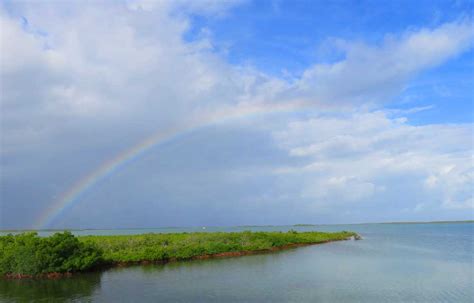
0,223,472,303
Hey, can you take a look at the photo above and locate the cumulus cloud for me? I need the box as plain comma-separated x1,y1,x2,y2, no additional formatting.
273,111,473,211
0,0,290,156
294,21,474,105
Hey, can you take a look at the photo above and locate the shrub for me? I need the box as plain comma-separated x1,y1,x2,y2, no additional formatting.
0,230,358,276
0,232,103,276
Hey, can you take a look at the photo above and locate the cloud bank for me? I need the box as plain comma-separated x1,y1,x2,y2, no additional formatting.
0,0,472,228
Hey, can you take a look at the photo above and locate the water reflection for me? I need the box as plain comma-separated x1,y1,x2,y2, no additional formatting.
0,223,472,302
0,273,101,303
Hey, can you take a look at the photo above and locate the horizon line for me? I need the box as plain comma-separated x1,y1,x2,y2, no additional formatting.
2,219,473,232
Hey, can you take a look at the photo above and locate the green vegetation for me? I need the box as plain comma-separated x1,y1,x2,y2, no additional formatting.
1,230,358,277
81,230,358,263
0,232,102,277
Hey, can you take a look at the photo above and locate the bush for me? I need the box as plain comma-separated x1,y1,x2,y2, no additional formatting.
0,230,359,276
0,232,103,276
81,230,358,263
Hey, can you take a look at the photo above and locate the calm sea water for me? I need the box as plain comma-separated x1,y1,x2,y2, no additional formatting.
0,223,472,302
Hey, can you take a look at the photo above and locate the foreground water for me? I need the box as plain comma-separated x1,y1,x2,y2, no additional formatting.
1,223,472,302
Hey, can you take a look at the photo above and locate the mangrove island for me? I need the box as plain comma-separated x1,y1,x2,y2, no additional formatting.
0,230,360,278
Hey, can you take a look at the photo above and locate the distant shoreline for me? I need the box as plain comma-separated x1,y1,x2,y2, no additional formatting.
1,220,472,232
294,220,474,226
375,220,474,225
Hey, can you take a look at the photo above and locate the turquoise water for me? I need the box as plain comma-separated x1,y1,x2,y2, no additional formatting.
0,223,472,302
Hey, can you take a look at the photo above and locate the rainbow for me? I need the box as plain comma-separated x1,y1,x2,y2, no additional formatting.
35,102,310,229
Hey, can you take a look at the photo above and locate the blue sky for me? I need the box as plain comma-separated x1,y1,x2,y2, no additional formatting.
0,0,473,229
188,0,471,69
185,0,473,124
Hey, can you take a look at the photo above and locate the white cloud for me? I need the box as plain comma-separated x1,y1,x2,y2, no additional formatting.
127,0,246,16
302,175,377,205
0,1,274,155
273,111,473,210
293,20,474,105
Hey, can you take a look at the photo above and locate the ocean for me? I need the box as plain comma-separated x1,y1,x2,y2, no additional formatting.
0,222,472,302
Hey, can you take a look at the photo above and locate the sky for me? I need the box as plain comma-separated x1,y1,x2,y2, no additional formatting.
0,0,473,229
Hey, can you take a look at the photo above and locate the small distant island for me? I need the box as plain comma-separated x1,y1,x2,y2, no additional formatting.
378,220,474,224
0,230,360,279
293,224,319,226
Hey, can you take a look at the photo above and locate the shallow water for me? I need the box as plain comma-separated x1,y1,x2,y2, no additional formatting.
1,223,472,302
